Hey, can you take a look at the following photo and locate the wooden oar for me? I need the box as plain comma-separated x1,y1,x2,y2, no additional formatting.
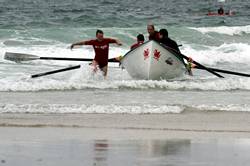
194,66,250,77
31,65,81,78
4,52,119,63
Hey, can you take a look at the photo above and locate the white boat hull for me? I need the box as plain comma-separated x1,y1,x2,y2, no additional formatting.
121,40,187,80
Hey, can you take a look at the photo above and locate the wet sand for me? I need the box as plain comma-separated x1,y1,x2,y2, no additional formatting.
1,111,250,166
1,120,250,166
1,110,250,139
1,137,250,166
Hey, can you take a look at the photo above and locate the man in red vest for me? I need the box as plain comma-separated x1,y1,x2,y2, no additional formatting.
70,30,122,77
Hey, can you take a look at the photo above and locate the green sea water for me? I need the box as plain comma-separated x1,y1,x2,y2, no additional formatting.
0,0,250,43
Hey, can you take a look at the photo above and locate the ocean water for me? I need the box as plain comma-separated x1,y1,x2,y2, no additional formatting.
1,0,250,113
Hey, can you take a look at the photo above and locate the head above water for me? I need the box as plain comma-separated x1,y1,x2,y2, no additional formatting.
137,34,145,42
159,29,168,39
96,29,104,41
147,24,155,35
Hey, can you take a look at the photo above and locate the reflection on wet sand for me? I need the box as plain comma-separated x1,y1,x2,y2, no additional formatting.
91,139,191,166
93,140,108,166
1,136,250,166
90,139,250,166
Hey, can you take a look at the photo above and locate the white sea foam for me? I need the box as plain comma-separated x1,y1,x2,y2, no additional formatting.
189,25,250,36
181,43,250,65
1,74,250,91
1,103,249,114
194,104,250,112
0,104,184,114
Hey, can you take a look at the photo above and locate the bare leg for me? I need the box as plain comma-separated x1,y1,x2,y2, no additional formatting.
100,65,108,78
91,60,99,73
91,60,108,78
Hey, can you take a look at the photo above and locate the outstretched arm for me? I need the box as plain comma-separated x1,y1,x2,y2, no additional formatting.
115,39,122,46
108,38,122,46
70,41,88,50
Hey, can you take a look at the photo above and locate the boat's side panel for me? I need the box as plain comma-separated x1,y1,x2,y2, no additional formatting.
121,41,152,79
149,41,186,80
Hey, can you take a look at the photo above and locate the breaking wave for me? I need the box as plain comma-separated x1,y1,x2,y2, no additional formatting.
0,104,184,114
1,103,250,114
1,74,250,91
189,25,250,36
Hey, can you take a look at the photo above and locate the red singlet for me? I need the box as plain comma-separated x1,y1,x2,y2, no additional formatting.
85,38,116,68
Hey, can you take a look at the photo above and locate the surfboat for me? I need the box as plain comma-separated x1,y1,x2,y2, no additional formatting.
120,40,187,80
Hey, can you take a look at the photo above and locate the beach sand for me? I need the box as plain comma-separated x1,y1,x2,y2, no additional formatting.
1,112,250,166
1,110,250,140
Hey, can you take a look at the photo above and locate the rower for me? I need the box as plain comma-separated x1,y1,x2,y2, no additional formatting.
147,24,160,42
130,34,145,50
159,29,181,53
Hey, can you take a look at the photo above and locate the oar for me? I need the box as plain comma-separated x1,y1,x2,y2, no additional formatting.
161,45,224,78
180,54,224,78
4,52,119,63
31,65,81,78
194,66,250,77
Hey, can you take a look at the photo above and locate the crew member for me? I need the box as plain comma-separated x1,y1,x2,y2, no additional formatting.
159,29,180,53
147,24,160,42
130,34,145,50
70,29,122,77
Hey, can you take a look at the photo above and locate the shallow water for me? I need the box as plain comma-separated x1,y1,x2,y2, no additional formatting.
1,90,250,113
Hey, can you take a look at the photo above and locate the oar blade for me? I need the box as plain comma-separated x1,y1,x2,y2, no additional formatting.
4,52,39,62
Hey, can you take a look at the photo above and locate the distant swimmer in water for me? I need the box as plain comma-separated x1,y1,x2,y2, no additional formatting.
130,34,145,50
70,29,122,77
218,6,224,15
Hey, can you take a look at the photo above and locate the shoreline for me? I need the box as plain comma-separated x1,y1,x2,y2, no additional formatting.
1,110,250,139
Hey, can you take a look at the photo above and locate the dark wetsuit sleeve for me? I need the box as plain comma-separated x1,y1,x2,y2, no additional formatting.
173,41,181,53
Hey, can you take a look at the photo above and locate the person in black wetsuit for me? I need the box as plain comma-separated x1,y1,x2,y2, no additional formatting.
159,29,180,53
159,29,194,75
